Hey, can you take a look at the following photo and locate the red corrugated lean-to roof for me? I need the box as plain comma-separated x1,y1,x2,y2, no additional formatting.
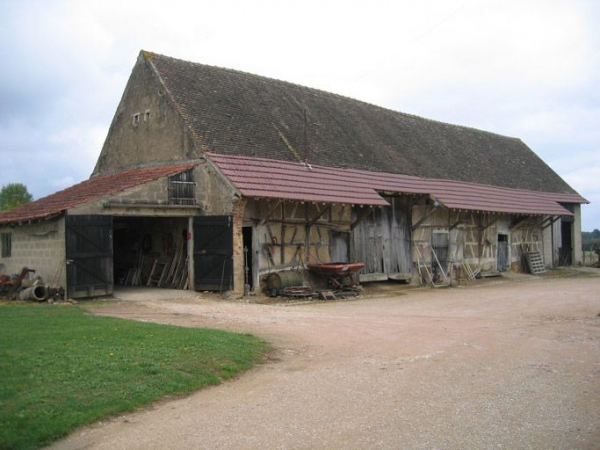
208,153,587,216
0,163,197,225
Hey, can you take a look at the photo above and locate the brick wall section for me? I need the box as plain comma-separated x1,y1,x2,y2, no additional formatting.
231,198,246,296
0,218,67,288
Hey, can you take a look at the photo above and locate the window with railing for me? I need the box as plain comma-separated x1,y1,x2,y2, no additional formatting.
168,170,196,205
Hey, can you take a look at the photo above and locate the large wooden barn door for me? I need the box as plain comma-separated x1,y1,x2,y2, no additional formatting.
193,216,233,291
351,197,412,281
66,215,113,298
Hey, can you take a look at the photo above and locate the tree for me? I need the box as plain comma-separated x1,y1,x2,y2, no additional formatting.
0,183,33,211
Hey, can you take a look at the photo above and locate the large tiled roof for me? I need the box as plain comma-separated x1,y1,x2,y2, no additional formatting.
0,163,196,225
210,153,586,216
147,51,579,196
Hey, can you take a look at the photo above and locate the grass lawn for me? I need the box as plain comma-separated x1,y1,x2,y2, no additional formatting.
0,303,271,450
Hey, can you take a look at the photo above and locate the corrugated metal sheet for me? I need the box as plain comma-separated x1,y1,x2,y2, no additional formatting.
0,163,198,225
209,153,586,216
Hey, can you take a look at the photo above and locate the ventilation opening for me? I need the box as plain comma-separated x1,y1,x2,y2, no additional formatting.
1,232,11,258
168,169,196,205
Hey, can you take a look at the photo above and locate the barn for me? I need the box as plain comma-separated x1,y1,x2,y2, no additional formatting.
0,51,588,297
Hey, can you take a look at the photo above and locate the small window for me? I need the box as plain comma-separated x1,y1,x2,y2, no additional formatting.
144,110,151,122
168,170,196,205
132,113,141,126
1,233,11,258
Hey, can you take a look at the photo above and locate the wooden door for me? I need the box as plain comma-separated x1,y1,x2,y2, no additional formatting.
66,215,113,298
351,197,412,281
193,216,233,291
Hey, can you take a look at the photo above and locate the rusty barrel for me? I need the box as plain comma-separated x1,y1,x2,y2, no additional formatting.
266,271,303,291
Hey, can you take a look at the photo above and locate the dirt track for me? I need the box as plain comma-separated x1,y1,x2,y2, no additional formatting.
50,273,600,450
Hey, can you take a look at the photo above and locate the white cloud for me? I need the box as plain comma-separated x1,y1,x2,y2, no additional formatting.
0,0,599,228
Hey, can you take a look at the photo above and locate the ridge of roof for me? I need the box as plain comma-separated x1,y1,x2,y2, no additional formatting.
0,162,197,225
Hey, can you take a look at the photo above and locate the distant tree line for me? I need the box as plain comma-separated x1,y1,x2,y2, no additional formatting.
582,229,600,251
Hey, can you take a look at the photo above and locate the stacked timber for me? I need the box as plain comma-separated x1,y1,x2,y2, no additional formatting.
145,238,189,289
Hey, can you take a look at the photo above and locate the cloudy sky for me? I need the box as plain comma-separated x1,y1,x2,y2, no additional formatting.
1,0,598,230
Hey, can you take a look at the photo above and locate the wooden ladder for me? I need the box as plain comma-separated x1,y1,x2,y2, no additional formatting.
146,260,167,286
414,241,450,288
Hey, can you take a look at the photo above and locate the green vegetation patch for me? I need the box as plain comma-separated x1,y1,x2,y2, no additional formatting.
0,304,270,450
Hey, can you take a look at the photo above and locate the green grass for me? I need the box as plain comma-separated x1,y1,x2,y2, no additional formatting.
0,303,271,450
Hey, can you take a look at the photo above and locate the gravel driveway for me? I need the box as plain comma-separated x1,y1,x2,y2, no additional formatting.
50,274,600,450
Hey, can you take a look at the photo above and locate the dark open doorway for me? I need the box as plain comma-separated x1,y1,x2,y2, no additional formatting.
559,220,573,266
242,226,254,291
113,217,189,289
497,234,509,272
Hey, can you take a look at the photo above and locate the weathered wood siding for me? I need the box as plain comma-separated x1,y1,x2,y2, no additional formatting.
244,199,351,285
351,196,412,278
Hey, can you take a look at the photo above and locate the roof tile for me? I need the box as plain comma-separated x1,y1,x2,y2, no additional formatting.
0,163,197,225
146,52,580,196
209,153,586,216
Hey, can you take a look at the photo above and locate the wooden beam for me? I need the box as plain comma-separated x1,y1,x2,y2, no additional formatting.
290,201,299,219
509,216,528,230
411,205,439,231
449,218,464,230
530,215,549,230
541,215,560,230
481,216,500,231
252,218,342,228
350,206,375,230
258,200,283,226
307,204,332,227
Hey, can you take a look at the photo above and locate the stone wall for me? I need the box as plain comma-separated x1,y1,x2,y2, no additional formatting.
92,53,199,176
72,164,235,218
0,218,67,288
